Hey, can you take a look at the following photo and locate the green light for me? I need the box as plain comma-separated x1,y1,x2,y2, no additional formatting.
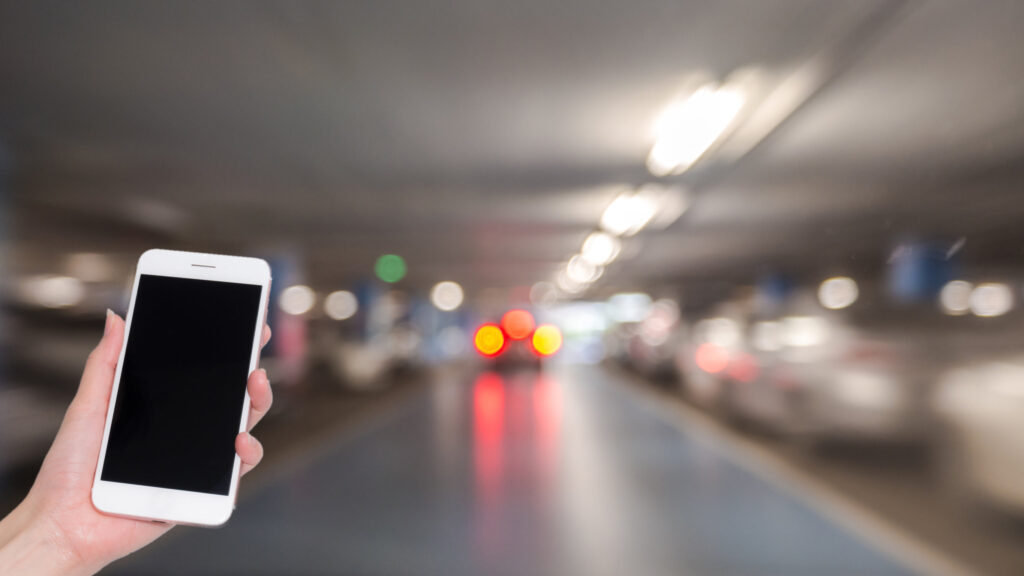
375,254,406,283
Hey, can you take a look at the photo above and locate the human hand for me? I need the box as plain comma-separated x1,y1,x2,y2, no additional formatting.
0,310,273,576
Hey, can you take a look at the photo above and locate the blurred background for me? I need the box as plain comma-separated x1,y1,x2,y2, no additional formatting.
2,1,1024,574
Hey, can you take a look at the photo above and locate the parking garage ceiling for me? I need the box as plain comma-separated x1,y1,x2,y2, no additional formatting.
2,1,1023,295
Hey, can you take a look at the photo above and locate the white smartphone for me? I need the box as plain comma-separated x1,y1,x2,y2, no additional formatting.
91,249,271,526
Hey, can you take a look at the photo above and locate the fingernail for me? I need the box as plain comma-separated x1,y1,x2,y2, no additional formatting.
104,309,114,336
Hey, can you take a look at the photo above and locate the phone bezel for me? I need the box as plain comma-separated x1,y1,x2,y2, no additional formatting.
91,249,271,527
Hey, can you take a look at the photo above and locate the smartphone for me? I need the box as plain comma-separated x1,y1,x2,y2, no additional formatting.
91,249,271,526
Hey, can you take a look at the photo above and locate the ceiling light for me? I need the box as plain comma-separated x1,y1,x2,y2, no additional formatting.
939,280,972,315
324,290,358,320
280,285,315,315
430,281,464,311
646,84,745,176
600,192,658,237
581,231,621,266
566,255,602,284
556,270,586,294
970,282,1013,317
818,276,859,310
26,275,85,308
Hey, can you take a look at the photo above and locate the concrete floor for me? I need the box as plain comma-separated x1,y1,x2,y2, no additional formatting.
104,364,924,576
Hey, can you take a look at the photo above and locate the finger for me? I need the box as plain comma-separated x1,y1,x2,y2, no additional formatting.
261,324,272,348
236,433,264,477
246,369,272,431
71,310,125,414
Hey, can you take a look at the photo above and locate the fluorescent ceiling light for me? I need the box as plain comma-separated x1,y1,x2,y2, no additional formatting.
566,254,602,284
556,270,587,294
324,290,359,320
970,282,1014,317
430,281,465,312
600,192,658,237
581,231,621,266
280,285,315,315
939,280,972,315
646,84,745,177
818,276,859,310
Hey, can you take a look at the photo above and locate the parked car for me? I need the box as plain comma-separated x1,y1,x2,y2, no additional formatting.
712,300,942,446
675,311,746,411
932,350,1024,515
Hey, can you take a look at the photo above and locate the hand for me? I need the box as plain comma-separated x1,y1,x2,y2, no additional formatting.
0,310,273,576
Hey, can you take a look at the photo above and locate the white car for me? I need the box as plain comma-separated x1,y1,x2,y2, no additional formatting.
933,355,1024,515
773,317,933,445
711,309,935,445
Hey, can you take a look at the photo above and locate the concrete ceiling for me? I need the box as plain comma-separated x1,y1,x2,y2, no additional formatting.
1,1,1022,298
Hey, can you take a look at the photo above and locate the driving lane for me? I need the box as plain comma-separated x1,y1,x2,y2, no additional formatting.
104,365,923,575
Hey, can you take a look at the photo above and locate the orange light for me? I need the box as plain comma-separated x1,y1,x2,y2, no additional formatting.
501,309,535,340
695,343,728,374
531,324,563,356
474,324,506,357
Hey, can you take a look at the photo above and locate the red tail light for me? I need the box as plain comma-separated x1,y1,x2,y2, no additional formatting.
501,309,535,340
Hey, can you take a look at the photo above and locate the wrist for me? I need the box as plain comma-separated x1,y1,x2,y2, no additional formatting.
0,501,92,576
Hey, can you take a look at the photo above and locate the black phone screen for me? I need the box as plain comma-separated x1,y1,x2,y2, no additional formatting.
101,274,263,495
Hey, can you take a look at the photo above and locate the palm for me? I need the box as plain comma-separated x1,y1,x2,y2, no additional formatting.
11,312,270,574
31,399,170,568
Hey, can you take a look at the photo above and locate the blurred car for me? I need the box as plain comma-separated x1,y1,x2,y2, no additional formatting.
316,321,425,391
932,352,1024,515
772,312,937,446
473,310,561,370
700,299,940,446
623,300,683,382
603,322,637,367
675,312,746,410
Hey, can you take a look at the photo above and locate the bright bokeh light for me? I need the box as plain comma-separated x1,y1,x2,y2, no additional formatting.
782,316,829,347
324,290,358,320
940,280,973,315
970,282,1014,317
646,84,745,176
556,270,586,294
374,254,407,283
581,231,621,266
695,342,729,374
430,281,465,311
474,324,506,357
280,285,315,315
818,276,859,310
532,324,563,356
501,309,535,340
642,184,691,230
27,275,85,308
566,254,602,284
600,192,658,237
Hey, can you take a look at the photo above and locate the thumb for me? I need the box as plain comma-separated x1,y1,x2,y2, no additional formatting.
71,309,125,414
